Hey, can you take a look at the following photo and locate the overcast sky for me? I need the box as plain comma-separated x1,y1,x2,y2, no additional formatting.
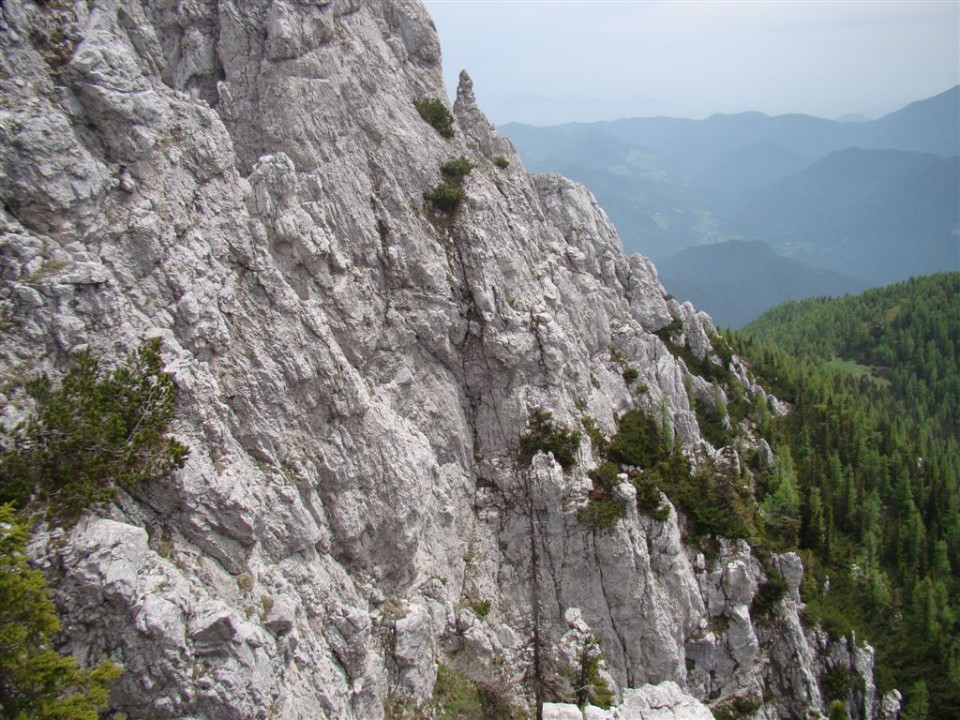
423,0,960,126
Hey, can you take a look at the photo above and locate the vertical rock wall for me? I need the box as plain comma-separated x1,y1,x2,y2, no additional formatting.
0,1,878,718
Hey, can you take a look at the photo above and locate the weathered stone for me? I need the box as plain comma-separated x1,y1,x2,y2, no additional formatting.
0,0,879,717
264,596,297,636
619,681,716,719
543,703,587,720
880,690,902,720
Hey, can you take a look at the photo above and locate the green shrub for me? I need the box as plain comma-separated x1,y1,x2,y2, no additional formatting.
423,182,465,214
493,156,510,169
576,637,614,709
0,338,188,519
750,572,788,620
693,397,730,448
579,415,608,456
0,504,122,718
578,462,627,529
622,366,640,384
578,494,627,530
608,345,626,365
820,665,864,703
674,460,755,540
432,664,485,719
654,317,683,341
607,410,670,468
713,694,762,720
575,407,756,537
801,590,856,642
440,156,474,182
656,321,733,387
828,700,851,720
466,599,490,619
419,665,519,720
519,410,581,470
414,97,455,138
634,474,669,521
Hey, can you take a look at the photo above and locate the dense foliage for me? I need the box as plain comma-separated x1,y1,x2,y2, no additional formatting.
578,408,758,541
0,504,120,718
423,183,465,214
734,273,960,718
0,338,188,519
745,273,960,447
424,156,474,215
519,410,582,470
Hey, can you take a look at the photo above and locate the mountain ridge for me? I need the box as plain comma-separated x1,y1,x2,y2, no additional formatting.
0,2,899,718
501,85,960,287
657,239,867,328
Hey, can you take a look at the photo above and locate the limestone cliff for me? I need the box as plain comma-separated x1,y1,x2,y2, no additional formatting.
0,2,884,719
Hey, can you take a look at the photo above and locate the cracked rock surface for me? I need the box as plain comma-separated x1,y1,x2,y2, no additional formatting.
2,1,877,718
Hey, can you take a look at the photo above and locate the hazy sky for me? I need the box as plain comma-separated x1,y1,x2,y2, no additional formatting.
423,0,960,126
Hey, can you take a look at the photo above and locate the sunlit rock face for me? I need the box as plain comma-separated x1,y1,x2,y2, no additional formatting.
2,1,874,718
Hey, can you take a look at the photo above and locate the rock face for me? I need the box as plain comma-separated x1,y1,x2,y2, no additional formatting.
545,682,715,720
1,1,878,719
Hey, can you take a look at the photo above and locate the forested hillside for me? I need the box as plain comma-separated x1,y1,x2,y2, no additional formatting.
732,273,960,718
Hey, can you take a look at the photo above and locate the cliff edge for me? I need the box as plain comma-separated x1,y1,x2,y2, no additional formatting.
0,2,882,718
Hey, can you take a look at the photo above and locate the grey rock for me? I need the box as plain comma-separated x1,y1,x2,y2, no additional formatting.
619,681,716,719
264,595,297,636
543,704,588,720
0,0,875,718
880,690,902,720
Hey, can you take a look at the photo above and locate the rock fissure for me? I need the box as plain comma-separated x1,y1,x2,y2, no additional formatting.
592,529,634,690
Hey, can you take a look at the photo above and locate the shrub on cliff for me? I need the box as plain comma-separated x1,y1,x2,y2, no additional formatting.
0,503,121,718
440,156,474,182
519,410,581,470
414,97,455,138
0,338,188,519
423,182,466,214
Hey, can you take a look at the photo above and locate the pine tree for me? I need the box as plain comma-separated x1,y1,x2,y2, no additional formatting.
0,504,121,718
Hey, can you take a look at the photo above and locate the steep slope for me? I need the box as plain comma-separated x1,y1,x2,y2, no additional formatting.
657,240,867,329
0,2,885,719
738,274,960,717
497,123,706,261
731,148,960,284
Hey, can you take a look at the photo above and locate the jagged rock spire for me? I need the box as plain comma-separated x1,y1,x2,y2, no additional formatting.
454,69,512,159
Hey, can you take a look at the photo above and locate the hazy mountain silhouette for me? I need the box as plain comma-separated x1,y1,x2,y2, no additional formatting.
501,85,960,287
859,85,960,157
657,240,866,329
731,148,960,284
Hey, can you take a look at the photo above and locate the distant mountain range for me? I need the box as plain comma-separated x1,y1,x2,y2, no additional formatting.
502,86,960,325
656,240,866,329
729,147,959,285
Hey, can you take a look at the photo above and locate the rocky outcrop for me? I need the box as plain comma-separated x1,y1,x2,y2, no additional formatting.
544,682,715,720
1,1,880,718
